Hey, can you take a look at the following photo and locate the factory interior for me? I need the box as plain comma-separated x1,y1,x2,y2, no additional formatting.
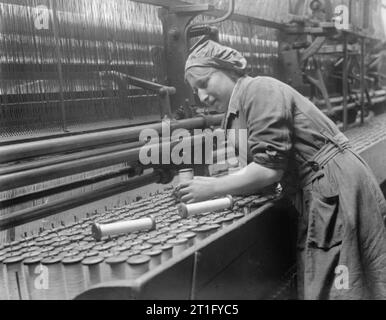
1,0,386,301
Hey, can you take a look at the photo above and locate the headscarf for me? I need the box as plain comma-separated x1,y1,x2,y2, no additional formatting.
185,40,248,75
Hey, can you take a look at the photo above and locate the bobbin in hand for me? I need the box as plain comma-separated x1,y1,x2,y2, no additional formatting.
177,177,217,203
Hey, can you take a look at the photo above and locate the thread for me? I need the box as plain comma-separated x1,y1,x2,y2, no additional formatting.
105,255,128,281
178,196,234,218
127,255,151,279
207,224,221,236
142,249,162,269
178,232,197,247
92,217,156,241
85,251,99,258
115,245,131,257
192,226,212,241
132,243,153,252
159,244,173,263
221,215,235,227
62,255,86,300
82,256,104,288
167,238,189,256
42,257,67,300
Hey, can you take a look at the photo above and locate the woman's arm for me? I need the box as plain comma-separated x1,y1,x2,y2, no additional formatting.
178,162,283,203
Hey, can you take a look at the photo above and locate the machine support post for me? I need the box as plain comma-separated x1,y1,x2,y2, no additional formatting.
190,251,201,300
158,6,213,113
342,33,349,131
360,38,366,124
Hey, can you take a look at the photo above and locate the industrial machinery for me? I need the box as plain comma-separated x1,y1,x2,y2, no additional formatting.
0,0,386,300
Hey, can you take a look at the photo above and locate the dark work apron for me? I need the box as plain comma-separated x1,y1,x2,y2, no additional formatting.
230,94,386,299
290,108,386,300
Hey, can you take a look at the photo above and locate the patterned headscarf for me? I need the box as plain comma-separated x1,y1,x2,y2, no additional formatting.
185,40,247,75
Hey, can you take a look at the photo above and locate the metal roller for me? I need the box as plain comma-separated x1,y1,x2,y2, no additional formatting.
91,217,156,241
178,196,234,218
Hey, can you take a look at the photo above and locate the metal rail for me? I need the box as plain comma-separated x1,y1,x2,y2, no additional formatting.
0,114,223,163
0,132,208,192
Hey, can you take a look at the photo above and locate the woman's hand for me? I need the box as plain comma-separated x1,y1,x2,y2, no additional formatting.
176,176,217,204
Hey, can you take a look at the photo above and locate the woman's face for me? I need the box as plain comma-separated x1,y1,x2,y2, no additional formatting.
187,68,236,113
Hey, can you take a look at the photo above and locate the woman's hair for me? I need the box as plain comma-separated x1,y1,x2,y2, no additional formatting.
185,66,241,88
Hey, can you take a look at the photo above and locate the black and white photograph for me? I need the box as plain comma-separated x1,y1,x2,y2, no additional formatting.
1,0,386,305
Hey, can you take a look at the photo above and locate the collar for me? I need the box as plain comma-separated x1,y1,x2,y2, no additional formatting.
221,75,252,130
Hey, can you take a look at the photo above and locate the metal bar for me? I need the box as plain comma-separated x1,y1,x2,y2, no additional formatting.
0,133,207,192
0,142,143,175
0,172,161,231
314,90,386,106
329,101,357,114
360,38,366,124
130,0,187,8
0,115,223,163
170,4,213,13
133,0,286,29
219,12,285,30
342,34,349,131
0,119,160,147
48,0,67,132
0,147,143,192
0,167,135,210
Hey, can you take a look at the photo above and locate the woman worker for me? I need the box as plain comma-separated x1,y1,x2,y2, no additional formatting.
177,40,386,300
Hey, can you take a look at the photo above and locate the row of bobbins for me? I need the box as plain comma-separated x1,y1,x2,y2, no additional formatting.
0,189,254,300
